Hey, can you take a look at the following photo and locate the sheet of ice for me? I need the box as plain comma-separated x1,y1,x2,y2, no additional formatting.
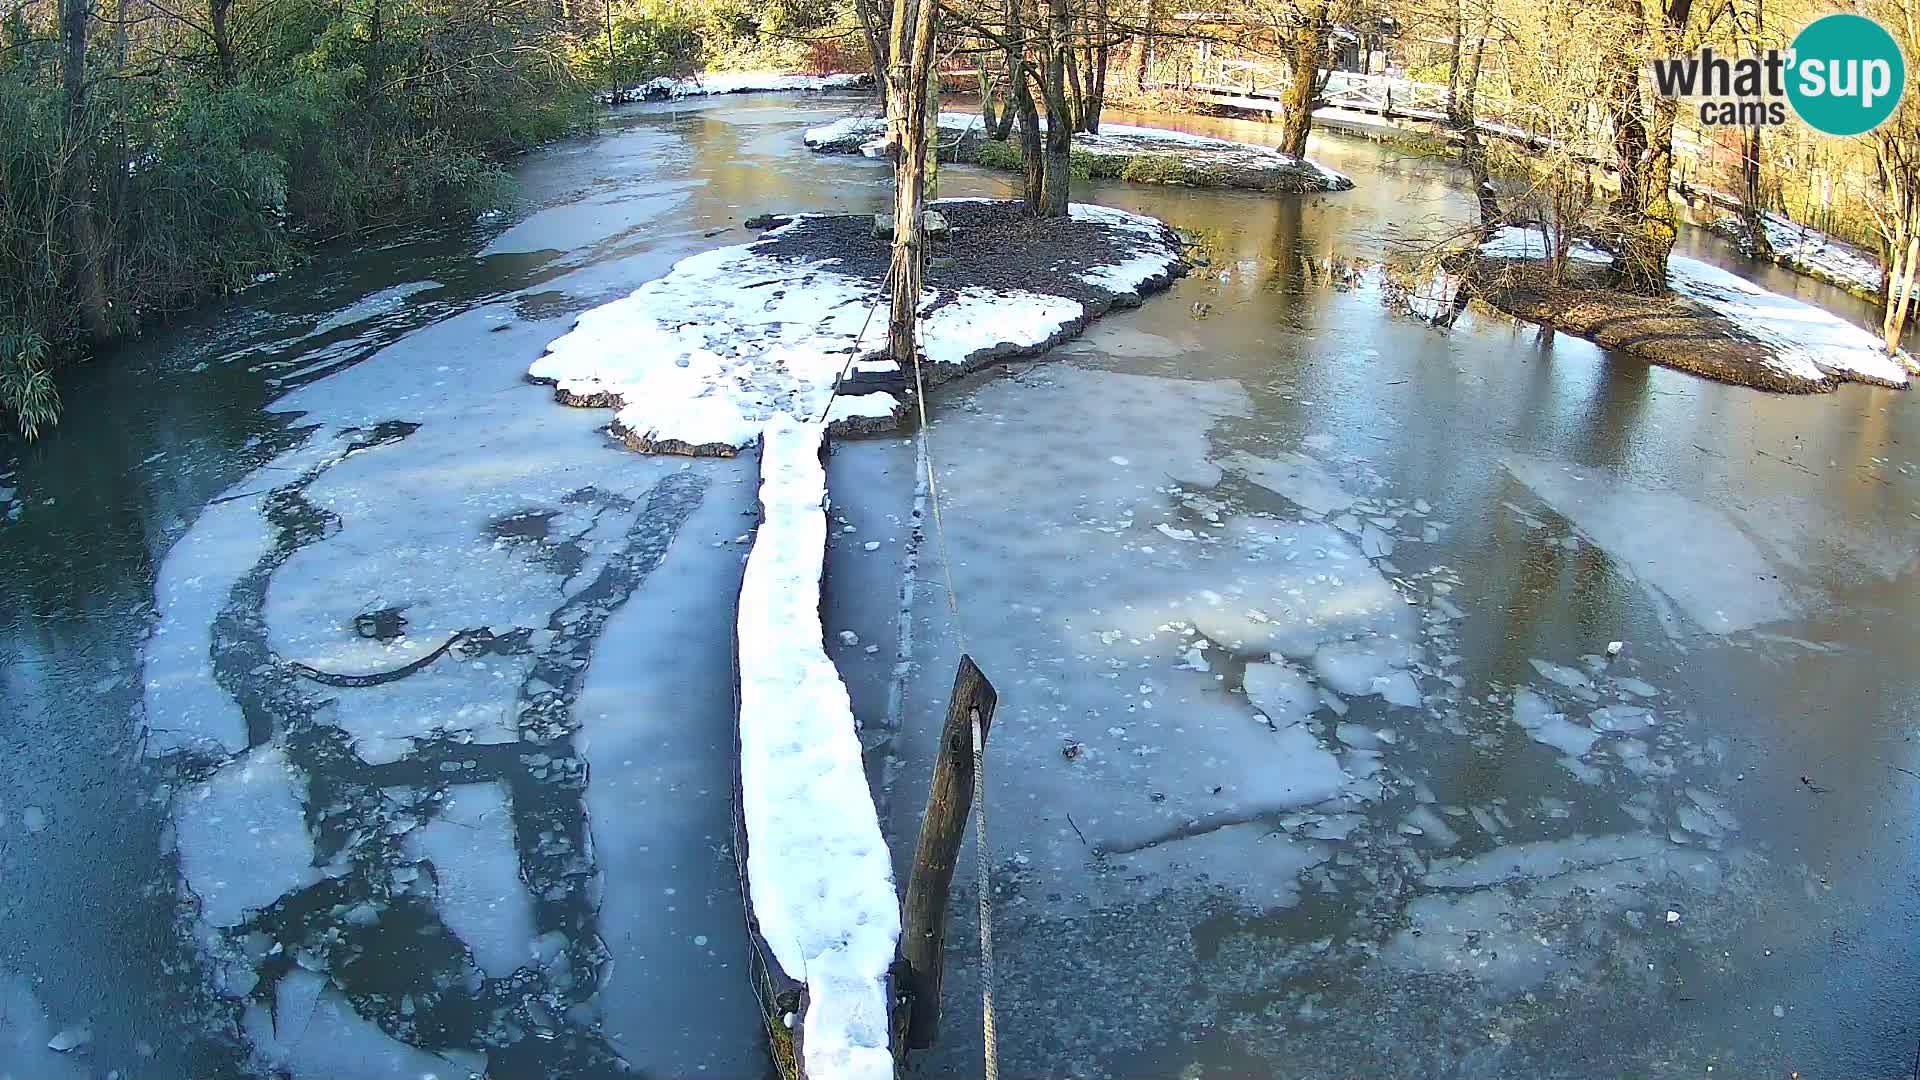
1108,822,1328,909
323,656,524,766
403,782,536,980
1666,254,1908,387
1505,456,1794,634
1311,638,1420,707
310,280,441,337
896,366,1416,908
143,497,271,757
1188,518,1415,659
574,461,766,1075
243,969,482,1079
1385,834,1720,990
736,417,897,1080
1227,450,1356,517
1242,660,1316,725
174,744,319,927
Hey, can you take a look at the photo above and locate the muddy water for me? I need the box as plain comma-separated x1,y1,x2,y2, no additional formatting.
0,92,1913,1079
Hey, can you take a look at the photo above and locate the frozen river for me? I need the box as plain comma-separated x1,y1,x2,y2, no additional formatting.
1,93,1916,1078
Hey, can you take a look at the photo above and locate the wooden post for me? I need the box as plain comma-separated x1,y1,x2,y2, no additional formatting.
899,654,998,1050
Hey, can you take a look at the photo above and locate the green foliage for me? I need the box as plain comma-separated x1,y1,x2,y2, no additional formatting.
969,138,1025,171
1,0,597,439
0,326,59,441
1116,155,1188,184
573,0,707,87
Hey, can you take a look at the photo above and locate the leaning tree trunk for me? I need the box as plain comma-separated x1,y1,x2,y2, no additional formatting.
61,0,111,343
1887,227,1917,351
1278,2,1327,160
1453,5,1499,230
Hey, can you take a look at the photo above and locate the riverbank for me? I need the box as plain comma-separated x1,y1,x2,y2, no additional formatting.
1446,227,1912,394
804,112,1354,194
600,71,871,105
1707,211,1885,301
528,198,1188,454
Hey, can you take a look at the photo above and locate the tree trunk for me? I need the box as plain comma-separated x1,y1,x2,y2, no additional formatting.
1064,44,1087,131
992,0,1022,139
209,0,236,84
1038,0,1073,217
1014,69,1044,213
1278,1,1327,160
1887,228,1917,351
1736,0,1771,257
1454,4,1498,229
61,0,110,342
855,0,890,92
886,0,939,363
1131,0,1153,90
1740,124,1772,257
1610,0,1693,293
978,49,1001,134
1085,0,1109,133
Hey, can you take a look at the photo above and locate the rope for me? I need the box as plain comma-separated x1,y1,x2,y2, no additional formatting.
971,707,998,1080
903,243,994,1080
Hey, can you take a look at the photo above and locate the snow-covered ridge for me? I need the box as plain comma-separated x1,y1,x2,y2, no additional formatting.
605,71,869,104
802,112,1354,191
737,416,898,1080
529,200,1188,455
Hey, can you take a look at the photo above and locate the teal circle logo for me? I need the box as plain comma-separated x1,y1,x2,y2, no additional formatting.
1787,14,1906,135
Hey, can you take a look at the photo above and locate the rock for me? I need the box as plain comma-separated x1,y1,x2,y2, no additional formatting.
47,1026,91,1052
928,255,956,269
923,209,950,239
871,214,893,240
744,213,789,231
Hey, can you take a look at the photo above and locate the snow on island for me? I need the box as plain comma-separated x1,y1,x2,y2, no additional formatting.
601,71,870,104
1468,225,1913,393
529,199,1188,455
737,415,898,1080
803,112,1355,194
